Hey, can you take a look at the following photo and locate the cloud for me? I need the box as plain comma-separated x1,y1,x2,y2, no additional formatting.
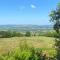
30,4,36,8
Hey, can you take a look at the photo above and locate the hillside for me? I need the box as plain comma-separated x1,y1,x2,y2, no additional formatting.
0,25,53,32
0,36,55,56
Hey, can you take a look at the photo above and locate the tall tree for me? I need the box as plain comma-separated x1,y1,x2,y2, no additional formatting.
49,3,60,60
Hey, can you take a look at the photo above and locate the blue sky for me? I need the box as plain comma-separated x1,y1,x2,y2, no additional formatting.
0,0,60,25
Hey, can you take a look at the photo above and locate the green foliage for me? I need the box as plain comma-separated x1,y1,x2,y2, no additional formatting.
38,31,58,37
49,2,60,60
45,32,60,38
0,30,24,38
25,31,31,37
11,31,24,37
0,31,12,38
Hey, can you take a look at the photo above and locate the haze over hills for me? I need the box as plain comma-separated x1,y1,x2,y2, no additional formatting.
0,25,53,32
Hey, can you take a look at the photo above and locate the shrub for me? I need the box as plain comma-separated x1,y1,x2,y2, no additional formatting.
25,31,31,37
0,31,12,38
0,31,24,38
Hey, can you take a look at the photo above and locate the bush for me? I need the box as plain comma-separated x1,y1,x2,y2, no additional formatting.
11,31,23,37
25,31,31,37
38,31,59,37
0,31,12,38
0,31,24,38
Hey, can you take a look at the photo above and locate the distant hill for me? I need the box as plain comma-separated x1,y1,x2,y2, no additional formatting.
0,25,53,32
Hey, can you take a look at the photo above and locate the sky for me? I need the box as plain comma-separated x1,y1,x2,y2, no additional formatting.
0,0,60,25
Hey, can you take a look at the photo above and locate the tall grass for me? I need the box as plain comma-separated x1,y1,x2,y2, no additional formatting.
0,40,43,60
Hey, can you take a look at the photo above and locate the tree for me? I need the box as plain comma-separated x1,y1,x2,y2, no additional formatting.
0,31,12,38
49,3,60,60
25,31,31,37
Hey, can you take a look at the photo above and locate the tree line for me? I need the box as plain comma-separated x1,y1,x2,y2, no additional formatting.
0,31,31,38
0,30,59,38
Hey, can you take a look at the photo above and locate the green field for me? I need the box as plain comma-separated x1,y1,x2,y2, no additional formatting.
0,36,56,57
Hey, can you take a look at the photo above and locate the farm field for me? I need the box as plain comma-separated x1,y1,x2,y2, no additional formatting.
0,36,56,56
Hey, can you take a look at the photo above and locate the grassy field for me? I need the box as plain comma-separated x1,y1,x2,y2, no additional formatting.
0,36,56,57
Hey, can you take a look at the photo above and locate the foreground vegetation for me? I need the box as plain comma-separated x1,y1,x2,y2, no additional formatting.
0,40,44,60
0,36,56,59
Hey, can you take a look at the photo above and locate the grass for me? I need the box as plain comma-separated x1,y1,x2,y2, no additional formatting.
0,36,56,56
0,41,43,60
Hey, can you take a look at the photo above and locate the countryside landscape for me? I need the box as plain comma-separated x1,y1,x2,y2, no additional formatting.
0,0,60,60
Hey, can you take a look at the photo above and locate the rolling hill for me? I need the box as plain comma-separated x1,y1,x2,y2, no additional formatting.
0,25,53,32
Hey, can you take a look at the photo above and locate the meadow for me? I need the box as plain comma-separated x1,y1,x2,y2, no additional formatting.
0,36,56,57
